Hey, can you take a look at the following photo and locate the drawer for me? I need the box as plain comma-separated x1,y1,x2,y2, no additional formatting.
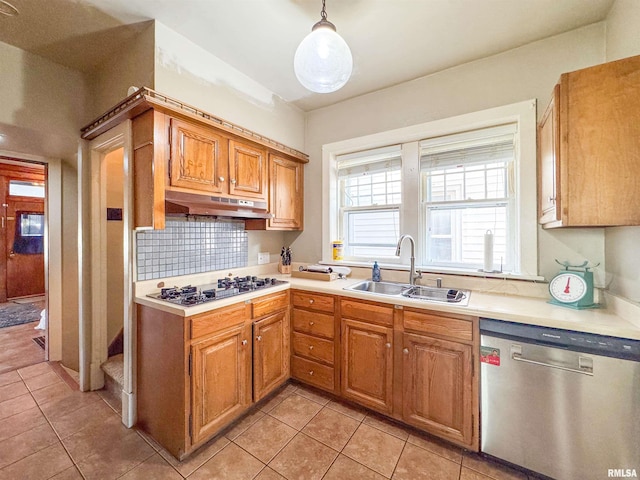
291,290,335,313
292,332,334,365
190,302,248,339
403,309,474,343
252,291,289,318
340,298,394,327
292,309,334,339
291,356,334,391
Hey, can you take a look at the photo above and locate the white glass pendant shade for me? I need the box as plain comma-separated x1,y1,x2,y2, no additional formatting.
294,25,353,93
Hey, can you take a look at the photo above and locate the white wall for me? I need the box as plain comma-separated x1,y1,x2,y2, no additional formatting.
153,22,305,152
87,22,155,121
0,40,87,368
603,0,640,302
299,24,607,283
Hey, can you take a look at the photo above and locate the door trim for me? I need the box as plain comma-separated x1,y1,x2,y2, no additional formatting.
80,121,135,427
0,152,61,362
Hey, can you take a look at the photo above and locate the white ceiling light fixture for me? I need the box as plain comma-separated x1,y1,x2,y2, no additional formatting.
294,0,353,94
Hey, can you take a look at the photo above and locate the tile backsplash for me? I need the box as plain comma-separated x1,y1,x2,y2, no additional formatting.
136,218,248,281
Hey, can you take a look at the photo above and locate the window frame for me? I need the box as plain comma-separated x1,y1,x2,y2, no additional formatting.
322,100,540,279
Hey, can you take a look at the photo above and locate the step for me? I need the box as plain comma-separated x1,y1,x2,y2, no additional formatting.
100,354,124,413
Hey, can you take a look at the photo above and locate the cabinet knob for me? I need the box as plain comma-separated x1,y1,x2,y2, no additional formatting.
548,196,556,203
241,340,248,346
309,345,314,350
309,299,314,304
309,321,314,326
403,348,409,354
219,176,225,182
256,335,262,341
308,370,314,376
230,179,237,184
385,343,391,349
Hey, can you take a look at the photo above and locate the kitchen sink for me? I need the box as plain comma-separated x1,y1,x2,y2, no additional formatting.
402,285,470,306
346,280,410,296
344,280,470,306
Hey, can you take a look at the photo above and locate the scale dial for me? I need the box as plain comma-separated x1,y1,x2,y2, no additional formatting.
549,272,588,303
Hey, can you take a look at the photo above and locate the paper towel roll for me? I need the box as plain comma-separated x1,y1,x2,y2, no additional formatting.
483,230,494,272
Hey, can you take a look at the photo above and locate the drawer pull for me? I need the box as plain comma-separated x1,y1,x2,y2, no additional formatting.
309,345,314,350
309,299,314,304
242,340,248,345
256,335,262,341
309,370,314,376
385,342,391,348
403,348,409,354
309,321,314,326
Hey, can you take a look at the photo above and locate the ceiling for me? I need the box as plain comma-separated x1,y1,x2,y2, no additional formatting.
0,0,615,111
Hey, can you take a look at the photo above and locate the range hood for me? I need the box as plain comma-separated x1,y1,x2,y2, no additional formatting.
165,190,272,219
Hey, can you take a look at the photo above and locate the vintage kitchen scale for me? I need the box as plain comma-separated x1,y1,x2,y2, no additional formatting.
548,260,600,310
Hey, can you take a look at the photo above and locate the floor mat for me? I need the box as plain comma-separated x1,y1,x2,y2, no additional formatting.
0,302,43,328
33,336,46,350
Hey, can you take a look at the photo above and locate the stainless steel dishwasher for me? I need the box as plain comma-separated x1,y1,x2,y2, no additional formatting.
480,318,640,480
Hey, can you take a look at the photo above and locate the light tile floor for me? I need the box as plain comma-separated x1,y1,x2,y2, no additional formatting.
0,362,544,480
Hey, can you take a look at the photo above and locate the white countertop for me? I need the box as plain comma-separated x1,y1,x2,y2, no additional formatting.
135,268,640,341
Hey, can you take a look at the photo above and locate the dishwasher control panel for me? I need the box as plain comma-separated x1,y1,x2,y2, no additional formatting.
480,318,640,361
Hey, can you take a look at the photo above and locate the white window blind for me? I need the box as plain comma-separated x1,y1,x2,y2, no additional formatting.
337,145,402,258
420,124,517,271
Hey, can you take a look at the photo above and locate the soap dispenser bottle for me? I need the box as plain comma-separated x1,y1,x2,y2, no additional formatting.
372,261,381,282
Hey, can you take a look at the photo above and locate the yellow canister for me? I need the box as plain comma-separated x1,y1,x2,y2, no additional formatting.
332,240,344,261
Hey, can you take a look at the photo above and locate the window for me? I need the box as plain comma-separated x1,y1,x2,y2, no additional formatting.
336,146,401,259
9,180,45,198
323,100,538,278
420,124,516,271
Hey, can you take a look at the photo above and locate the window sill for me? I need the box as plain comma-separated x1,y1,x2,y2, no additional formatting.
319,260,545,282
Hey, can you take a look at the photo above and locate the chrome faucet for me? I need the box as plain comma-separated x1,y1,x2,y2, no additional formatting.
395,234,422,285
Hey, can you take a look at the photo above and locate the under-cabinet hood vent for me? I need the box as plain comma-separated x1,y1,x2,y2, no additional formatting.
165,191,272,219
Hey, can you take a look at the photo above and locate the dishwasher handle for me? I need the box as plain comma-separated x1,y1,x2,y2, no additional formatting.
511,345,593,376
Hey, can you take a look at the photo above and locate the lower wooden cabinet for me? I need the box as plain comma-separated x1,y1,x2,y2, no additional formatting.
341,318,393,414
253,309,290,401
401,332,473,446
191,324,251,444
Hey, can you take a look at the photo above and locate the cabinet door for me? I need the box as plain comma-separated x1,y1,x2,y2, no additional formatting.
341,319,393,414
269,154,303,230
191,325,250,445
229,139,267,200
170,118,227,194
253,309,290,401
402,332,473,446
538,85,561,226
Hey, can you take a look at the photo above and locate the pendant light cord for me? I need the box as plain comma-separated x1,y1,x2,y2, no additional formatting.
320,0,328,21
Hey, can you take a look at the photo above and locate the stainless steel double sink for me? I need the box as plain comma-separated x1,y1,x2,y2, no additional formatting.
345,280,470,306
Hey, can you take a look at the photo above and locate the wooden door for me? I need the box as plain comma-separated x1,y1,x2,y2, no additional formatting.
191,324,250,445
169,118,227,194
228,140,267,200
402,332,473,446
5,196,45,300
269,154,303,230
538,84,560,226
253,309,290,401
341,318,393,413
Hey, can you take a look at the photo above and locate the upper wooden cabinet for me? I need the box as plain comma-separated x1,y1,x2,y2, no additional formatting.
169,117,227,195
245,153,305,231
169,118,266,201
538,55,640,227
229,140,268,200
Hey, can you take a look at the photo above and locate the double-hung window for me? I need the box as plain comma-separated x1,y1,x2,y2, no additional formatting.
420,124,517,272
336,146,402,260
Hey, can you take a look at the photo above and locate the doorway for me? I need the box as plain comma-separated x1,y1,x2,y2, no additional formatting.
0,161,47,374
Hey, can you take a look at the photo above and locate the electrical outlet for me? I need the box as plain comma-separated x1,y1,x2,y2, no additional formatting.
258,252,270,265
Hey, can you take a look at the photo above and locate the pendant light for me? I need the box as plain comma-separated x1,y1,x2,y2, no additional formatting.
294,0,353,94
